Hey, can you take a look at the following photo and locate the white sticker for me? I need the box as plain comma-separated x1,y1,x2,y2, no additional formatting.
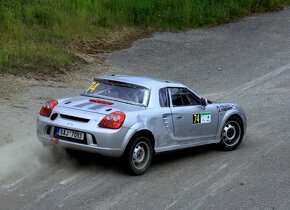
201,112,211,123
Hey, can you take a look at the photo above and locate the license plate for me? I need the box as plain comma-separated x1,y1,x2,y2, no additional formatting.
56,128,84,140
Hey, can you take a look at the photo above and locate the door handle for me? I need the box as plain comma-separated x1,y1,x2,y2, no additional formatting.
176,115,183,119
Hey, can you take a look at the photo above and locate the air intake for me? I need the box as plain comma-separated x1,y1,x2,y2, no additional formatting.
60,114,90,123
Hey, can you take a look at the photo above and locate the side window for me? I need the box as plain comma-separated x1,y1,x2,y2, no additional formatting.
159,88,169,107
186,90,200,105
169,88,200,107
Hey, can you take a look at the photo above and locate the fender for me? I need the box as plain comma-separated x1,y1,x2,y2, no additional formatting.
121,121,156,154
217,107,247,138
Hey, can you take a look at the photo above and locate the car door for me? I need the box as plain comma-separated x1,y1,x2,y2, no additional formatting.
169,87,219,142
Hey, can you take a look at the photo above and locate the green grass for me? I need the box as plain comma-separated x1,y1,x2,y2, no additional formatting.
1,0,290,73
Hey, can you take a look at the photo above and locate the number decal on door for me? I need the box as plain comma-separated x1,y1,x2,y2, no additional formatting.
193,114,201,124
193,112,212,124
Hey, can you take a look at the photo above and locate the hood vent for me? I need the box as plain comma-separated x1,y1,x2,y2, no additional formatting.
88,104,104,110
74,102,92,108
72,101,107,111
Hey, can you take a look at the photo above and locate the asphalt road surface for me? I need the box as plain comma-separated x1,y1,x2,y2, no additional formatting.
1,8,290,210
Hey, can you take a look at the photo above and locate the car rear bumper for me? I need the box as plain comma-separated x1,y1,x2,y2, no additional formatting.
37,115,131,157
38,135,123,157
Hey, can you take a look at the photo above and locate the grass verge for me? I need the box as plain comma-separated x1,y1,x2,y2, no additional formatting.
1,0,290,74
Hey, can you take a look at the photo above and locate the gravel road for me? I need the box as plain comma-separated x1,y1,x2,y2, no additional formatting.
1,8,290,210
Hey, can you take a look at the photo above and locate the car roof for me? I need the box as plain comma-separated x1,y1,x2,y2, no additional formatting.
97,74,185,89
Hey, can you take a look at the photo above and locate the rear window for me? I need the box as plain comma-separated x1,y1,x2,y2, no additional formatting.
82,79,150,106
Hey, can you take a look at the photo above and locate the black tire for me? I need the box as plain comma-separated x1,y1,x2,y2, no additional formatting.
123,136,153,175
218,116,244,151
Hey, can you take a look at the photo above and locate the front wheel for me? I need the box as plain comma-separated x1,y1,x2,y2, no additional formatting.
123,136,153,175
218,116,244,150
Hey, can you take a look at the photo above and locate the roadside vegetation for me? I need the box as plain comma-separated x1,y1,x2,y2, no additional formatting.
1,0,290,73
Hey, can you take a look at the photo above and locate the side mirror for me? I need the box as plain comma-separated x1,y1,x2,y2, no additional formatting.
200,98,207,106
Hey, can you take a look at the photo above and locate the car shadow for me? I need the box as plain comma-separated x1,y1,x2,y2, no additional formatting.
152,144,217,165
61,144,219,175
64,148,119,168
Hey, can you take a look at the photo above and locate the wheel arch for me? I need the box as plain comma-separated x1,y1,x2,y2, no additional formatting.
227,114,244,134
218,112,245,137
217,113,245,150
124,129,156,155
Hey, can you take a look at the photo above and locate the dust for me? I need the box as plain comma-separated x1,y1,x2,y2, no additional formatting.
0,138,82,185
0,103,59,183
0,141,47,183
0,61,111,186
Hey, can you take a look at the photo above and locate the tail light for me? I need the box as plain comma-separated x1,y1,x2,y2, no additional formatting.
39,100,58,117
99,111,126,129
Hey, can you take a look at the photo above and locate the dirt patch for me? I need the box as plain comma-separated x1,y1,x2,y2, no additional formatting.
0,28,148,82
0,59,111,104
73,28,152,54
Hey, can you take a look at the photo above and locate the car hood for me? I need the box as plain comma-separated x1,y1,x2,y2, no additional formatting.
57,96,145,115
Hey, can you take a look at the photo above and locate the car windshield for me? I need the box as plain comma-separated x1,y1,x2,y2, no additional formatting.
82,79,150,106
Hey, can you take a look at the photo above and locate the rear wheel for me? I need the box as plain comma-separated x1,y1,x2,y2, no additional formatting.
123,136,153,175
218,116,244,150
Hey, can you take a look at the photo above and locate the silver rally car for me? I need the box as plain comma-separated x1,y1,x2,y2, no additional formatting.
37,74,247,175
